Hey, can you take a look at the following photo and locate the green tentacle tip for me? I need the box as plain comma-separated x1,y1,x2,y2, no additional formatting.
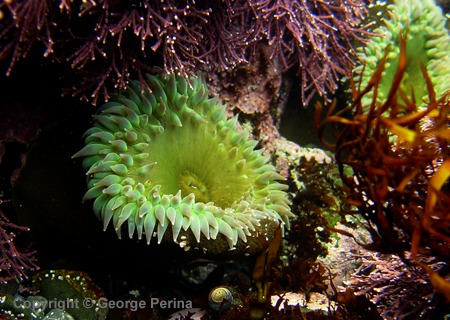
74,73,293,255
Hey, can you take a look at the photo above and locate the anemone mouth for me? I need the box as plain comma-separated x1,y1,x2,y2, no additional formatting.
73,73,293,252
136,115,257,209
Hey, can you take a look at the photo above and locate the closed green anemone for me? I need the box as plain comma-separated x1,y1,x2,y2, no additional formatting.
74,73,293,255
354,0,450,107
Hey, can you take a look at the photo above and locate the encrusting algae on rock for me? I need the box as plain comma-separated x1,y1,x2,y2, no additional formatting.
73,73,293,255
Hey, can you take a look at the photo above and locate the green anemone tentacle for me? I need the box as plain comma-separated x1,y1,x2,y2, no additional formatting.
74,73,293,253
354,0,450,107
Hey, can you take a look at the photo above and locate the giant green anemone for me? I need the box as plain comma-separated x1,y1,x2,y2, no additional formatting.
73,73,293,255
354,0,450,106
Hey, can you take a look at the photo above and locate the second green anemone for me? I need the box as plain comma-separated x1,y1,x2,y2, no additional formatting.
74,73,293,255
354,0,450,107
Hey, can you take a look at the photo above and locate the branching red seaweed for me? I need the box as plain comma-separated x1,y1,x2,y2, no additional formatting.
0,204,38,284
0,0,371,105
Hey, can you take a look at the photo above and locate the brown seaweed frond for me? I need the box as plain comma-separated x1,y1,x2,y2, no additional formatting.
315,34,450,297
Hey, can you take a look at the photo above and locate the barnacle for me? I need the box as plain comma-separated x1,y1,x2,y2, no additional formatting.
73,73,293,255
354,0,450,107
